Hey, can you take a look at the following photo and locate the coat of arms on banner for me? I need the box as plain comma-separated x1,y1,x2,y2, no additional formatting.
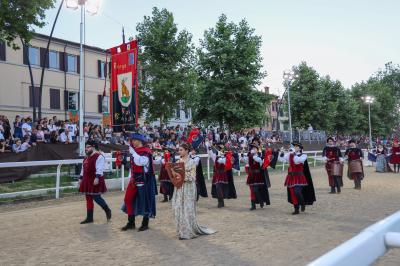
117,73,132,107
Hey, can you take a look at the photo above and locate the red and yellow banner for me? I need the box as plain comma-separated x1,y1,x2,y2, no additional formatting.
108,40,139,132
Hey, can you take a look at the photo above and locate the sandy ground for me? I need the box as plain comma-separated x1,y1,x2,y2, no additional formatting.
1,166,400,266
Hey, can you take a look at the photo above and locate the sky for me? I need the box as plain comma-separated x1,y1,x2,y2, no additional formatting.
36,0,400,96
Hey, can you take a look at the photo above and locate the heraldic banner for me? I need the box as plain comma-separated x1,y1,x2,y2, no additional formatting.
109,40,139,132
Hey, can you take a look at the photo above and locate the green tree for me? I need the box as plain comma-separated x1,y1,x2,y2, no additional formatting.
136,7,196,126
194,14,267,130
0,0,55,49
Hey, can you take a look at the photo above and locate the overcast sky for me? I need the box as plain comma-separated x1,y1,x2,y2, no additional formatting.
36,0,400,96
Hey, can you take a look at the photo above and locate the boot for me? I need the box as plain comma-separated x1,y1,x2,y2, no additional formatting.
217,198,224,208
250,201,256,211
337,186,341,194
121,215,136,231
80,210,94,224
301,204,306,212
260,202,264,209
329,187,336,194
292,205,300,215
102,205,112,222
161,194,168,202
138,217,149,232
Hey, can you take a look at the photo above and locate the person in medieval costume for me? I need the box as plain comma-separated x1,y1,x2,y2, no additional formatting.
322,137,344,194
78,140,112,224
172,142,216,240
241,143,270,210
206,142,236,208
190,148,208,201
390,139,400,173
278,142,316,215
121,133,157,232
154,147,174,202
375,144,390,173
344,139,364,190
224,148,237,200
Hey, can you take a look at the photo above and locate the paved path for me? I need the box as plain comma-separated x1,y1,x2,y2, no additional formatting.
1,166,400,266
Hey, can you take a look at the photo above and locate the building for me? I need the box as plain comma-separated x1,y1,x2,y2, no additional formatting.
264,86,288,132
0,33,110,124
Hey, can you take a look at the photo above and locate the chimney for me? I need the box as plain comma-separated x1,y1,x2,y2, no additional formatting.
264,86,270,94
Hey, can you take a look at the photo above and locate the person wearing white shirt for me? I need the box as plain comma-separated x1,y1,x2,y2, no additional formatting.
278,142,316,215
21,121,32,137
121,133,156,232
78,140,111,224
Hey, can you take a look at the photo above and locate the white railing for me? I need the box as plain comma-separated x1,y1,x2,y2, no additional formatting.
308,210,400,266
0,149,369,200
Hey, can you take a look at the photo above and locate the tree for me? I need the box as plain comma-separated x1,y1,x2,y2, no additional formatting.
0,0,55,50
136,7,196,126
194,14,267,130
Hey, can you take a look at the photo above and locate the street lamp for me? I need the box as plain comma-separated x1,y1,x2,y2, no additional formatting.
66,0,102,156
361,95,375,147
283,69,298,143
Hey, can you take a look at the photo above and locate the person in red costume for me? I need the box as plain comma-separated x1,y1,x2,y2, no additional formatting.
78,140,111,224
390,139,400,173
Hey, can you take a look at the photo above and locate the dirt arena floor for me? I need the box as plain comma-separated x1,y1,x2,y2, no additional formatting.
1,166,400,266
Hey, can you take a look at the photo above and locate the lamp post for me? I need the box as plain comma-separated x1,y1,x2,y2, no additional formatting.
66,0,101,156
362,95,375,147
283,70,298,143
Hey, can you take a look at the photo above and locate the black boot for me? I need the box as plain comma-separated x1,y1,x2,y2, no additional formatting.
337,186,341,194
138,217,149,232
101,205,112,222
250,201,256,211
217,198,224,208
80,210,94,224
260,202,264,209
162,194,168,202
329,186,336,194
121,215,135,231
301,204,306,212
292,205,300,215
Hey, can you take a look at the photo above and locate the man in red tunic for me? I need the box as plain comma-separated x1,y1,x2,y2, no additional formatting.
156,148,174,202
322,137,344,194
78,140,111,224
345,139,364,189
390,139,400,173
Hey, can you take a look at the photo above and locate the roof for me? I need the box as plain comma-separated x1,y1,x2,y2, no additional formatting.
34,33,109,54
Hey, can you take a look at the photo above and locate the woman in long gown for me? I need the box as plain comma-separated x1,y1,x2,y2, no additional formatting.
171,142,216,240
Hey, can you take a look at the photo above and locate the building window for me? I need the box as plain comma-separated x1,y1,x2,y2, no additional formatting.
49,51,58,69
28,47,40,66
67,54,77,73
100,61,105,78
50,89,60,109
29,86,40,107
102,96,109,113
67,91,78,110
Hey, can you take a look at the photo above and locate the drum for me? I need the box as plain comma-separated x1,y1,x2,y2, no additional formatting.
165,162,185,189
331,161,344,177
349,159,363,174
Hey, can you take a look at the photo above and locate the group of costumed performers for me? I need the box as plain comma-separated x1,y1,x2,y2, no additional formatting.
206,142,237,208
278,142,316,215
390,139,400,173
368,139,400,173
322,137,344,194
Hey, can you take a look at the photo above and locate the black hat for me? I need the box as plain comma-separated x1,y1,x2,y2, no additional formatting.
326,137,334,143
85,140,98,150
291,142,303,150
348,139,356,144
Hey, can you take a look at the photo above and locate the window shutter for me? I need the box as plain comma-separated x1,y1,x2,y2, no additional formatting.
64,90,69,110
104,61,108,77
50,89,60,109
98,95,103,113
97,60,102,77
23,45,28,65
0,42,5,61
77,55,80,73
108,62,111,77
59,52,65,71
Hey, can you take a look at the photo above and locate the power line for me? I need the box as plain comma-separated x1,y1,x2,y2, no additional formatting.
100,11,136,36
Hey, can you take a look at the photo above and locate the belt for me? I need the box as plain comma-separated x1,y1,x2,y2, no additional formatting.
289,172,303,176
250,169,261,174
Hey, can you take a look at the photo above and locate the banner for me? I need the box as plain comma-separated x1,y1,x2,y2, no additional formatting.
108,40,139,132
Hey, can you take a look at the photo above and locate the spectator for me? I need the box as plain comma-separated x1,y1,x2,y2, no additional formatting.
21,117,32,137
12,137,30,153
104,124,113,141
30,128,38,146
59,128,72,144
36,124,45,142
0,139,11,153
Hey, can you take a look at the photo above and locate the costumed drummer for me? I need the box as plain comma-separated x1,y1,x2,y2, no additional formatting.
78,140,112,224
322,137,344,194
121,133,157,232
344,139,364,190
278,142,316,215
